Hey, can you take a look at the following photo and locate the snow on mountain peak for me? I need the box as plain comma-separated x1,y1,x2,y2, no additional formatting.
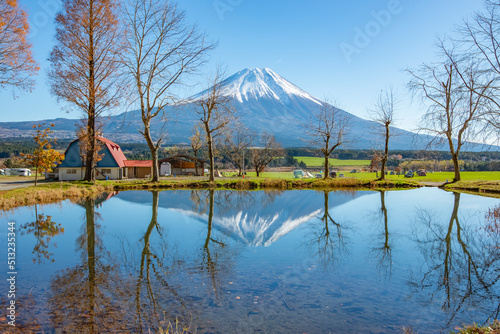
194,68,323,105
221,68,322,105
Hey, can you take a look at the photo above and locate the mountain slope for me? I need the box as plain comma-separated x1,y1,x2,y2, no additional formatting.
0,68,492,150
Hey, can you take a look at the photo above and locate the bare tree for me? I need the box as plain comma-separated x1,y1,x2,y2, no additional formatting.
251,132,284,177
303,100,349,179
49,0,125,182
124,0,214,182
369,88,397,180
190,123,204,176
194,67,235,182
407,42,494,182
223,123,255,176
461,0,500,130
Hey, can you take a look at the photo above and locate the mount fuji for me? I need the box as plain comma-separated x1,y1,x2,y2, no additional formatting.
0,68,478,149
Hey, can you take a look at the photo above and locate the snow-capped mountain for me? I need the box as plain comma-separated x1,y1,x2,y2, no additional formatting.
193,68,323,106
0,67,491,150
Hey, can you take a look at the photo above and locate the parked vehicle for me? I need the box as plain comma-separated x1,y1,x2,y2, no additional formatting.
315,173,323,179
350,170,357,173
17,168,32,176
293,170,304,178
404,172,413,178
0,169,4,175
338,173,344,178
8,168,32,176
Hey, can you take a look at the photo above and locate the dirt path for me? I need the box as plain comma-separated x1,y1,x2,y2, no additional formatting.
0,177,36,191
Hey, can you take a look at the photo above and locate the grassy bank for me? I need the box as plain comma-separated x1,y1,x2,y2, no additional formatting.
3,170,500,211
443,180,500,197
0,177,420,211
0,182,114,211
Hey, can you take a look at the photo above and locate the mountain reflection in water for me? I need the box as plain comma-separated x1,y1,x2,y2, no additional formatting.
1,188,500,334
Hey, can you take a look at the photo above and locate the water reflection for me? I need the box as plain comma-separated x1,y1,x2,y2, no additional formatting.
306,190,348,269
2,189,500,333
20,204,64,263
369,190,393,278
134,191,189,332
409,192,500,326
49,197,132,333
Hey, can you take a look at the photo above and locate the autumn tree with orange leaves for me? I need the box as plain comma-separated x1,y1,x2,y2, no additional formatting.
0,0,39,92
49,0,125,182
21,124,65,186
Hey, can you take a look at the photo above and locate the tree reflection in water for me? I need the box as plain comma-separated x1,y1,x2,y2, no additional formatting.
20,204,64,264
132,190,236,332
306,190,348,269
48,197,133,333
194,190,235,302
369,190,393,278
409,192,500,326
134,191,189,333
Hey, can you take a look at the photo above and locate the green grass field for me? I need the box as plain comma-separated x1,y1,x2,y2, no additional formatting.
294,156,370,168
244,171,500,182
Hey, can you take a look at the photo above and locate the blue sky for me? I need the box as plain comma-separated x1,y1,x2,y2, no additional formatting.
0,0,485,132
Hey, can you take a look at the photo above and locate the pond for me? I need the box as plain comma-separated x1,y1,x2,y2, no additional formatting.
1,188,500,333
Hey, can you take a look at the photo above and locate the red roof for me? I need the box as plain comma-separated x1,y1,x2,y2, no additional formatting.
124,160,153,167
97,136,127,168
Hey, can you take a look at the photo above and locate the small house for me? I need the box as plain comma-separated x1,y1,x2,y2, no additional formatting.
158,155,205,176
124,160,153,179
58,136,128,181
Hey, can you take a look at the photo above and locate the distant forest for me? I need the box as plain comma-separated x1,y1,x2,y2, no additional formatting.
2,139,500,171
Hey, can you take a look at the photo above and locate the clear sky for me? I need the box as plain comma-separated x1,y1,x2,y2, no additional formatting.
0,0,485,133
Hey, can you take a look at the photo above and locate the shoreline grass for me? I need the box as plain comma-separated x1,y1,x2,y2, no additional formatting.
443,180,500,197
2,170,500,211
0,177,420,211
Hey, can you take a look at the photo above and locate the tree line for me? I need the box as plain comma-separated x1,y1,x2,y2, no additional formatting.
3,0,500,182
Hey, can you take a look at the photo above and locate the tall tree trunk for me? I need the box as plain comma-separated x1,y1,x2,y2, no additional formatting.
379,124,390,181
143,122,159,182
452,153,461,182
194,150,198,176
255,166,260,177
85,2,96,182
34,156,39,186
85,113,96,182
206,131,215,182
324,152,329,179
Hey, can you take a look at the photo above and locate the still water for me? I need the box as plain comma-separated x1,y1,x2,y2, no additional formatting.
1,188,500,333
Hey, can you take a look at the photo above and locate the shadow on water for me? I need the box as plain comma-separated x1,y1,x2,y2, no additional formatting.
408,192,500,327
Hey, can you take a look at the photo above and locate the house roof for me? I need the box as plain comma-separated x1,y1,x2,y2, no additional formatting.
59,136,128,168
97,136,127,168
158,155,206,164
124,160,153,167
